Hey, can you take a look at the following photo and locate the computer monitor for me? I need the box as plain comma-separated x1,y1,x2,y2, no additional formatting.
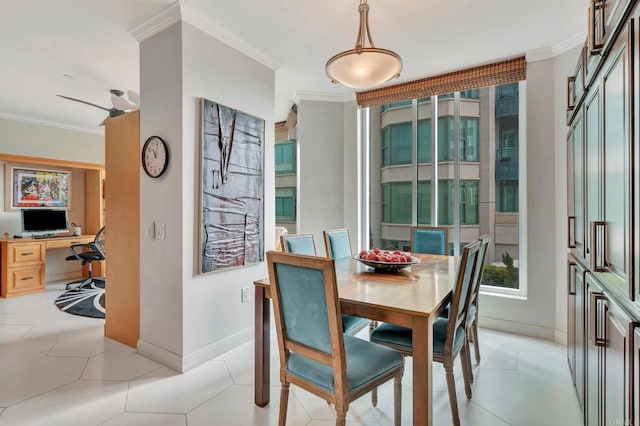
21,209,68,237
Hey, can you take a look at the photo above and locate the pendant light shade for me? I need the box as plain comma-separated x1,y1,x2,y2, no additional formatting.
326,0,402,89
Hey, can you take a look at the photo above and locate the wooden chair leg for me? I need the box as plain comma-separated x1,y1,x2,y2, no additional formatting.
394,374,402,426
335,403,347,426
460,342,473,399
279,382,290,426
444,363,460,426
472,320,481,364
371,387,378,407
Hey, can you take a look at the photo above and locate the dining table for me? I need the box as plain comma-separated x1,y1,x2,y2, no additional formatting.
253,253,458,426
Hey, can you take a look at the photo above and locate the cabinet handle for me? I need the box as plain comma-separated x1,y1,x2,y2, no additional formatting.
596,298,608,347
590,291,607,347
567,216,576,248
568,262,576,295
588,0,604,55
20,252,34,256
590,221,607,272
20,276,34,281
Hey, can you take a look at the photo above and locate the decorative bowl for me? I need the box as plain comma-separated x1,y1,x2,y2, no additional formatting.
354,255,421,272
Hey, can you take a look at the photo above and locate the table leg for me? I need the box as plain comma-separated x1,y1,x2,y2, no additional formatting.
254,285,270,407
412,316,433,426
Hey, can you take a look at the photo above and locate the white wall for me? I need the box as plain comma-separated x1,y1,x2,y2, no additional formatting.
297,100,347,255
138,21,275,371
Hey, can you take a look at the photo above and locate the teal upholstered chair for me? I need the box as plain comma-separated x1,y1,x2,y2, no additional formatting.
467,235,491,367
281,233,316,256
323,228,353,259
410,226,449,255
369,240,481,426
323,228,372,336
283,232,368,336
266,251,405,426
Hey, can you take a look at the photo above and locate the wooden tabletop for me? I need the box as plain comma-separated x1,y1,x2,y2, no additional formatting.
254,253,458,318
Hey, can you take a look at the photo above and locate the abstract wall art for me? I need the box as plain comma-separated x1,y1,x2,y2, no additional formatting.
7,167,71,210
199,98,264,273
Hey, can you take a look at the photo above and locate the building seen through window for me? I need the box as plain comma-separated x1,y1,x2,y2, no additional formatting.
369,83,521,290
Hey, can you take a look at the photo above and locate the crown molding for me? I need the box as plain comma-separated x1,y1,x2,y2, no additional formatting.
130,2,182,42
180,5,280,70
293,90,356,104
526,31,586,62
0,112,103,135
129,3,280,70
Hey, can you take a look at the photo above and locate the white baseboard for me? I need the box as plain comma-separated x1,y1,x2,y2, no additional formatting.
554,329,567,346
478,316,557,341
137,327,254,373
46,272,83,283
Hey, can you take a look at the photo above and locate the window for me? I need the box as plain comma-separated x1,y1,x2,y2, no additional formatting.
368,83,525,294
275,141,296,174
275,187,296,221
438,117,479,161
382,182,412,223
498,182,519,212
382,123,412,166
437,180,479,225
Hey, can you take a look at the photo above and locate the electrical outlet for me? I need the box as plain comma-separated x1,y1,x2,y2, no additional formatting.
147,223,155,239
156,222,166,239
241,287,249,303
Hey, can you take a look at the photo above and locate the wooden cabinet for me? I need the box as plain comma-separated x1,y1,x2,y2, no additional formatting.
568,257,587,412
567,113,585,261
0,240,45,297
567,4,639,424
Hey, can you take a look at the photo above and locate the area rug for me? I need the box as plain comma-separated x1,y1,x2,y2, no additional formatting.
54,281,105,319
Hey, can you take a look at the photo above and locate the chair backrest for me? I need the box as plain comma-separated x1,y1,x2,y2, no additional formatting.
410,226,449,255
445,240,481,352
281,233,317,255
323,228,352,259
469,235,490,306
275,226,289,251
94,226,106,256
266,251,347,391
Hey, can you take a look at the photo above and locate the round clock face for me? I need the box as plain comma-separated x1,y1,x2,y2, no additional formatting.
142,136,169,178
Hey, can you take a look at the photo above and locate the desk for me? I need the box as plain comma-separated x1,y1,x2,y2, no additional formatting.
253,253,457,426
0,235,94,297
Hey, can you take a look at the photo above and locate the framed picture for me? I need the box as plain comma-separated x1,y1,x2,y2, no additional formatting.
199,98,264,274
7,166,71,209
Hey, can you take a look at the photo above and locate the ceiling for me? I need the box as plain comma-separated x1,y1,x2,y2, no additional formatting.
0,0,586,133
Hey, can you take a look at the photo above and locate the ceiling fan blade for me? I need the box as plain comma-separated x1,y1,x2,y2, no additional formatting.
56,94,111,112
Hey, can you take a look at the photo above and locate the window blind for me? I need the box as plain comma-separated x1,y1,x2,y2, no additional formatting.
356,56,526,107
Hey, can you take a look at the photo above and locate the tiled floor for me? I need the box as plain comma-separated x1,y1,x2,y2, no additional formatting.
0,281,582,425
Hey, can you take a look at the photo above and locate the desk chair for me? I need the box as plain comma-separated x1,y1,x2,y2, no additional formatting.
266,251,405,426
323,228,372,337
65,227,106,291
410,226,449,255
370,240,481,426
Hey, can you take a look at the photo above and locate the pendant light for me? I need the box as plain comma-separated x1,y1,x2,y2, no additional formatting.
325,0,402,89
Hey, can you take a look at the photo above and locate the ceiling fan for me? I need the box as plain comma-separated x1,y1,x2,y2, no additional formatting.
56,89,140,126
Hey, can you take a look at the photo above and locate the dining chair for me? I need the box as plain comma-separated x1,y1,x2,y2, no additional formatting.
409,226,450,255
369,239,481,426
322,228,372,337
467,235,491,367
323,228,353,259
266,251,405,426
281,232,369,337
281,233,316,255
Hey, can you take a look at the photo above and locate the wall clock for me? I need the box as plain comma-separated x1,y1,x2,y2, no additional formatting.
142,136,169,178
